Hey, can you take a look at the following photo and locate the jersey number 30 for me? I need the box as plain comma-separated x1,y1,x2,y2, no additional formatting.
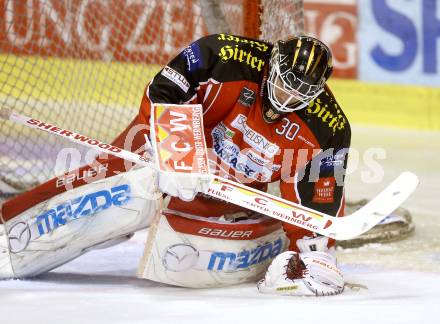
275,118,300,141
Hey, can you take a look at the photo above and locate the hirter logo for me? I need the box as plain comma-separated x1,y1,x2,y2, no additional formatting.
312,177,336,203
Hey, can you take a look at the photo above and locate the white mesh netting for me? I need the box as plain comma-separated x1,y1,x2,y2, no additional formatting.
0,0,303,192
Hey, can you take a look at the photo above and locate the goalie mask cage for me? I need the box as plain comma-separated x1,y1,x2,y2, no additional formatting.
0,0,304,193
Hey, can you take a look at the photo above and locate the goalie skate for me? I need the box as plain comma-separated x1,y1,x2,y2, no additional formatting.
336,199,415,248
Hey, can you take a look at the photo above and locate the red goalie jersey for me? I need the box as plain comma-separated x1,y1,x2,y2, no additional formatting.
138,34,351,250
2,34,351,252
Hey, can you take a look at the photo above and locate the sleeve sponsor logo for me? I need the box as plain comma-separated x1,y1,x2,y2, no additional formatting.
161,66,190,93
218,44,266,71
312,177,336,204
319,151,346,172
305,95,347,132
230,114,280,158
238,87,256,107
217,33,269,52
182,42,201,72
216,34,267,72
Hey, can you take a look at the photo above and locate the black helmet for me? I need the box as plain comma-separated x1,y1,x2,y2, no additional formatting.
264,35,333,122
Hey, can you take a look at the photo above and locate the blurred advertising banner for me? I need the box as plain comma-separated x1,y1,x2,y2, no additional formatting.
0,0,209,65
1,0,358,78
305,0,358,79
3,0,437,86
359,0,440,86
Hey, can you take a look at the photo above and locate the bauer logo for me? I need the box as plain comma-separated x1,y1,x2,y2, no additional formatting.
207,238,283,271
35,184,131,236
56,163,108,188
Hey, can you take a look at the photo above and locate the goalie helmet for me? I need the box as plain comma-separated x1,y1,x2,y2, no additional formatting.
263,35,333,123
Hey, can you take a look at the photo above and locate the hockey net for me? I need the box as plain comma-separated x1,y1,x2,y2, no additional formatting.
0,0,304,193
0,1,414,248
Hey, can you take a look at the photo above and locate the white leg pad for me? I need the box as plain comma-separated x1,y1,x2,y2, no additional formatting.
0,166,161,279
137,211,288,288
0,224,13,277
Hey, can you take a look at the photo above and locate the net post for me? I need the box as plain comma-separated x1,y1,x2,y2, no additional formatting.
243,0,261,39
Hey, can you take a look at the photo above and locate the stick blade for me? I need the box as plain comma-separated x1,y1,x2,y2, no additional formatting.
372,171,419,217
332,171,419,240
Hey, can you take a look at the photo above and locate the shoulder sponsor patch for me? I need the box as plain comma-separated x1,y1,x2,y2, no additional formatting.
161,66,190,93
305,96,347,132
182,42,201,72
312,177,335,204
238,87,256,107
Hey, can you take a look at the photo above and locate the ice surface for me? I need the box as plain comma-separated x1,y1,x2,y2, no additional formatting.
1,125,439,324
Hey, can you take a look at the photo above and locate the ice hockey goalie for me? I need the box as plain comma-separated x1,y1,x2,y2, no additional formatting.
1,33,351,296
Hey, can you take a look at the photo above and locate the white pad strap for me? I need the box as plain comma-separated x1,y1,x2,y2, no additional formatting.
296,235,330,253
158,171,212,201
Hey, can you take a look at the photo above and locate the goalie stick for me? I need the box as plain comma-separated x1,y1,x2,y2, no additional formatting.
0,107,419,240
